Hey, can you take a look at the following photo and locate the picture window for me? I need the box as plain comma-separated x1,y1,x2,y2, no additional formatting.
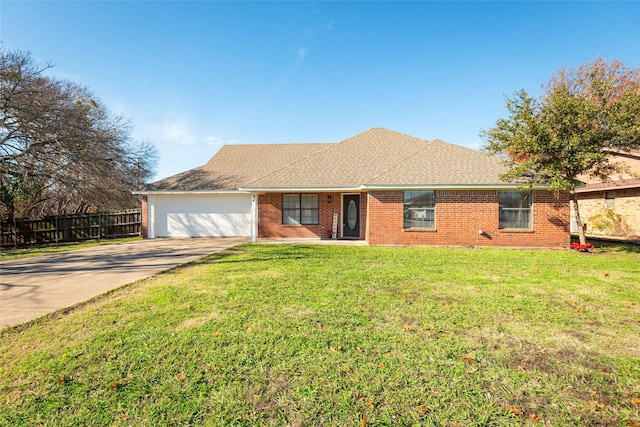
282,194,319,225
404,190,435,229
499,191,532,229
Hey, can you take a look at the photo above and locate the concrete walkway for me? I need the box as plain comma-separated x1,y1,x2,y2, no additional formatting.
0,237,248,328
258,237,369,246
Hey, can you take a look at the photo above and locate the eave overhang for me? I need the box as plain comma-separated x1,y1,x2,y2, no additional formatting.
133,190,250,196
362,183,547,190
574,179,640,193
238,186,363,193
238,183,552,192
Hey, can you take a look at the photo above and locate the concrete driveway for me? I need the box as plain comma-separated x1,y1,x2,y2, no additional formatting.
0,237,248,328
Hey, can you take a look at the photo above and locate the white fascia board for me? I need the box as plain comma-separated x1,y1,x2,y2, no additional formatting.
233,184,554,192
363,183,552,190
238,186,363,193
133,190,250,195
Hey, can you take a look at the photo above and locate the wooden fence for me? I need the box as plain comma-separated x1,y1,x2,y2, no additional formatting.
1,209,141,248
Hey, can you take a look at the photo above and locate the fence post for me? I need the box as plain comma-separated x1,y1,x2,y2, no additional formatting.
98,213,102,241
55,215,59,244
13,217,18,248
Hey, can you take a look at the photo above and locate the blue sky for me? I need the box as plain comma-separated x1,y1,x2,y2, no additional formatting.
2,1,639,180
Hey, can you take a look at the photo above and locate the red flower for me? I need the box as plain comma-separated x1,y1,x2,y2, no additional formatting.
570,242,594,252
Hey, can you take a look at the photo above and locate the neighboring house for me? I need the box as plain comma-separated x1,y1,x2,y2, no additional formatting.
137,128,570,247
573,150,640,237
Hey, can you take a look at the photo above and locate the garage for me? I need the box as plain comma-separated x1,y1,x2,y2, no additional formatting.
137,143,329,241
148,193,253,238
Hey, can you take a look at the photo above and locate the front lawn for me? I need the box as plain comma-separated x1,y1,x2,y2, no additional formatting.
1,244,638,425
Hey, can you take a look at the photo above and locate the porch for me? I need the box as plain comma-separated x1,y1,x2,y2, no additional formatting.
257,237,370,246
257,192,367,241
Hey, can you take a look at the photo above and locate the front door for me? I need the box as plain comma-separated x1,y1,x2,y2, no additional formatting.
342,195,360,238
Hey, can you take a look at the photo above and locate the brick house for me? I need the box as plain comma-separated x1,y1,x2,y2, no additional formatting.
137,128,570,247
573,150,640,237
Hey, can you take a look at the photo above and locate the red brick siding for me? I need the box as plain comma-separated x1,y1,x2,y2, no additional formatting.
141,196,149,238
258,192,368,239
357,193,367,239
366,190,570,247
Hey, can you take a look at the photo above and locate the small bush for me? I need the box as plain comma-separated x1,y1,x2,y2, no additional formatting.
588,208,630,236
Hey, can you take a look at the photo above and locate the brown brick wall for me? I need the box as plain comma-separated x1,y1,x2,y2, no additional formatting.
575,187,640,236
259,192,354,238
141,196,149,238
366,190,570,247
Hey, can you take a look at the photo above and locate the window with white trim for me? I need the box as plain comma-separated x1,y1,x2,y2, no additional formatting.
499,191,532,229
404,190,435,229
282,194,319,225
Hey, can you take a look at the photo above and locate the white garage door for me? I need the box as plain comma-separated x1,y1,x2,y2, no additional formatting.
154,194,251,237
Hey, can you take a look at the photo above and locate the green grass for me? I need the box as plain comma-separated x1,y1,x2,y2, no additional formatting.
1,243,638,426
0,237,142,261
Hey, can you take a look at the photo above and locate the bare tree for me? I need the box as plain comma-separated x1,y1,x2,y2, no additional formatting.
1,48,158,219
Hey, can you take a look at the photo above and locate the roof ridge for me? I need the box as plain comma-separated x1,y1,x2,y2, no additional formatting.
241,128,403,188
366,135,436,183
429,139,491,156
240,128,403,187
241,143,338,186
222,141,335,148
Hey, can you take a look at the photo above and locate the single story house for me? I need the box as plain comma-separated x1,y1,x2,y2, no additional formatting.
137,128,570,247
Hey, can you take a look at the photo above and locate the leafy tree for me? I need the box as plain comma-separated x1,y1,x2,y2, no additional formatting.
482,58,640,245
1,48,158,219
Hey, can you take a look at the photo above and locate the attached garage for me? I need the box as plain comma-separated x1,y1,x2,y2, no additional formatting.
137,142,336,240
147,193,253,238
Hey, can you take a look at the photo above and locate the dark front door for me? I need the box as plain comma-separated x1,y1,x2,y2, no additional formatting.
342,195,360,238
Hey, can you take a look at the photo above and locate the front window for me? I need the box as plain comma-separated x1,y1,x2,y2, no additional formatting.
282,194,319,225
499,191,532,229
404,190,435,229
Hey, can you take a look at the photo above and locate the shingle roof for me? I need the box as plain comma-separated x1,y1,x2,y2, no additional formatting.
141,128,510,192
141,143,333,192
367,137,508,186
244,128,508,189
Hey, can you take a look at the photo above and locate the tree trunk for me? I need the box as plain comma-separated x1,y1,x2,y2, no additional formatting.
571,191,587,245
